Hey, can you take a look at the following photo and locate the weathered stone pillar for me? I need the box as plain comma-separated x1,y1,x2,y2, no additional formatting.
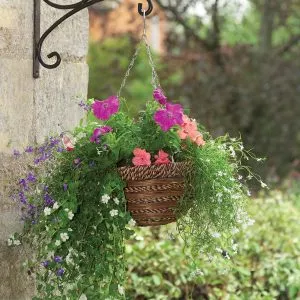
0,1,89,299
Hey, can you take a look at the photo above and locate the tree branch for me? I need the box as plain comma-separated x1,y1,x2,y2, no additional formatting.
155,0,211,50
276,34,300,56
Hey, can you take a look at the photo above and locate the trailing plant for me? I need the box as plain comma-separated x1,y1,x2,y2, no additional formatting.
8,88,266,299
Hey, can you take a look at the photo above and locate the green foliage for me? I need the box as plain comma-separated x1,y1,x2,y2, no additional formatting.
126,191,300,299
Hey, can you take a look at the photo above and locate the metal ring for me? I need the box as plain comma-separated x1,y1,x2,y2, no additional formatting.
138,0,153,16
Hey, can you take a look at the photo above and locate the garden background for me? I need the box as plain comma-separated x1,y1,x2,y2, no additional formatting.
0,0,299,299
88,0,300,299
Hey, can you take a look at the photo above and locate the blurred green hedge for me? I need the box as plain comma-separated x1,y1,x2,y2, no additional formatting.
125,190,300,299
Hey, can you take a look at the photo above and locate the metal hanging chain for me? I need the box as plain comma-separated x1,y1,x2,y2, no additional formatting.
117,10,161,98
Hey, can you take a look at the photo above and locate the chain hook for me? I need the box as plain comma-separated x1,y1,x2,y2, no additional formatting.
138,0,153,16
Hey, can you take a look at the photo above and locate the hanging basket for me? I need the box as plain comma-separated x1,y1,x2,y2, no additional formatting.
118,162,190,226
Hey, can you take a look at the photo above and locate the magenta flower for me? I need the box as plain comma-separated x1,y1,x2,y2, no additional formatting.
90,128,102,143
100,126,113,134
92,96,119,121
154,103,184,131
90,126,112,143
153,88,167,105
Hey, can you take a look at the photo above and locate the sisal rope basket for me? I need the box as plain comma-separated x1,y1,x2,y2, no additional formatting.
118,162,190,226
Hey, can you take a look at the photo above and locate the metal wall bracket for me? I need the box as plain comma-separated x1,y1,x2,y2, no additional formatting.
33,0,104,78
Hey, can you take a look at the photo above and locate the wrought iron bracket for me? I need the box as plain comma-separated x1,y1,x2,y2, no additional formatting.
33,0,104,78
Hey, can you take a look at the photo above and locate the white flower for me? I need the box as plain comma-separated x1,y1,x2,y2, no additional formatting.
110,209,118,217
217,171,223,177
101,194,110,204
118,284,125,295
60,232,69,242
44,207,52,216
232,227,239,234
66,253,74,265
247,190,251,196
232,243,238,252
79,294,88,300
113,198,120,205
53,202,59,210
68,211,74,220
193,269,204,276
55,240,61,247
128,219,136,227
68,228,73,232
211,232,221,238
53,289,61,297
260,181,268,188
238,175,243,180
247,218,255,226
7,238,13,246
13,239,21,246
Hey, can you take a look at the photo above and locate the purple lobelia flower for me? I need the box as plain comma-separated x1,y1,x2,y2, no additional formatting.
49,137,60,148
57,146,64,153
13,149,21,158
154,103,184,131
42,260,50,268
56,268,64,277
54,256,63,263
19,178,28,190
25,146,34,153
27,172,36,183
19,192,27,204
63,183,68,191
44,193,55,206
92,96,119,121
78,100,91,111
153,88,168,105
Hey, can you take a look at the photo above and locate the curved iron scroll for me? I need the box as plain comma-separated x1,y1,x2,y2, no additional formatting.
33,0,104,78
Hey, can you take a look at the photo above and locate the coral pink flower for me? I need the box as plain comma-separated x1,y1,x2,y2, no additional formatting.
132,148,151,166
178,115,198,139
178,115,205,146
154,150,171,165
190,131,206,146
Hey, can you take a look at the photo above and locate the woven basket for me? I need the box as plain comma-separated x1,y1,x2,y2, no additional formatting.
118,162,190,226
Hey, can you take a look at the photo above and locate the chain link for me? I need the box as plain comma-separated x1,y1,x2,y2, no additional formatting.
117,10,161,98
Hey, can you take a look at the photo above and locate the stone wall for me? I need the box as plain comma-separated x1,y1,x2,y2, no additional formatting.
0,1,89,299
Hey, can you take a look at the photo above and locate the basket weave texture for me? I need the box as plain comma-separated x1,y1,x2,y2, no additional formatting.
118,162,190,226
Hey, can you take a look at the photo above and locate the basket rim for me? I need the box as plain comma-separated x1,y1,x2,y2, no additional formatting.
118,161,190,172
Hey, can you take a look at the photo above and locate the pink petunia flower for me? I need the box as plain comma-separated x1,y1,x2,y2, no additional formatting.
132,148,151,166
92,96,119,121
90,126,112,143
153,88,168,105
154,103,183,131
154,150,171,165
